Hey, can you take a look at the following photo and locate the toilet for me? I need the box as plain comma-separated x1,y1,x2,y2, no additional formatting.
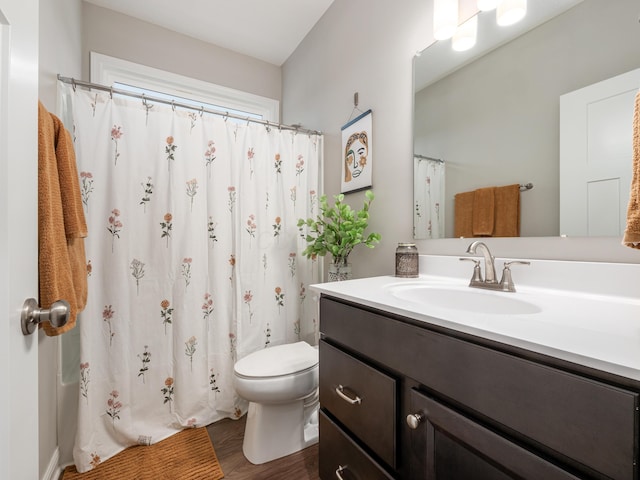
233,341,320,464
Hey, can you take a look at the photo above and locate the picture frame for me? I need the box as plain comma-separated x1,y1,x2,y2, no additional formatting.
341,109,372,194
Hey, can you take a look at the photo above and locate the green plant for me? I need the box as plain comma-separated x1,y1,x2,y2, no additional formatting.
297,190,381,266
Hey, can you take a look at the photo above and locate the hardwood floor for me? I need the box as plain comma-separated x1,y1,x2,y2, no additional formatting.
206,416,320,480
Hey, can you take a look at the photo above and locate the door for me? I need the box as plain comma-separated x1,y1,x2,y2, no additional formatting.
0,1,40,479
560,68,640,236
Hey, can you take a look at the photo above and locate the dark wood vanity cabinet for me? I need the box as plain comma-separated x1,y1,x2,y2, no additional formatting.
318,295,640,480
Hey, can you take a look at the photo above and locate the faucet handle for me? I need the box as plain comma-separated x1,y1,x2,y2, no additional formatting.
503,260,531,268
459,257,483,283
500,261,530,292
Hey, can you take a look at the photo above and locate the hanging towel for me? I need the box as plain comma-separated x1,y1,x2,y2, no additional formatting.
493,184,521,237
38,101,88,336
454,191,475,238
472,187,495,236
623,90,640,249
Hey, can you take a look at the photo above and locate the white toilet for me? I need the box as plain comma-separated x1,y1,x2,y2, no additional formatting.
233,341,320,464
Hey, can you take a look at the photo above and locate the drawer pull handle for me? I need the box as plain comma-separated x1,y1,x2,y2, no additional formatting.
406,412,425,429
335,465,348,479
336,385,362,405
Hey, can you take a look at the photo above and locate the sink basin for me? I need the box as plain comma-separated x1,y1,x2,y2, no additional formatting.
386,284,542,315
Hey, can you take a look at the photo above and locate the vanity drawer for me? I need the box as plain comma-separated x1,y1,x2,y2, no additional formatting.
319,410,394,480
319,339,396,469
321,296,639,480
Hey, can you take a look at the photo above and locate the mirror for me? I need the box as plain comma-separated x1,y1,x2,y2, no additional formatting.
413,0,640,239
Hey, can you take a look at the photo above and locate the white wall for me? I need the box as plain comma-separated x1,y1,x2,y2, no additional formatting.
282,0,430,278
38,0,83,478
415,0,640,239
283,0,640,274
81,2,282,104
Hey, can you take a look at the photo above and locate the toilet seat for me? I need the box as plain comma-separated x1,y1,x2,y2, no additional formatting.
234,341,318,378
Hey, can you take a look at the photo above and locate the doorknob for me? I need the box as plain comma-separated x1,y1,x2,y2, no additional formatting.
21,298,70,335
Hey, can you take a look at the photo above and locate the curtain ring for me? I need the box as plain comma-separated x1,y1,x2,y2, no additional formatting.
71,78,77,92
199,106,204,117
109,86,113,99
142,94,147,107
171,100,175,112
265,121,271,133
224,111,229,122
246,116,250,126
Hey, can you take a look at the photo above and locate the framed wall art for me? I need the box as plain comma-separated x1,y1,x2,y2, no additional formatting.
341,109,372,193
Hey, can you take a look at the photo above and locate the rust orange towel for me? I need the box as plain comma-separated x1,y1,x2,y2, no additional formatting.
623,90,640,249
493,184,520,237
472,187,495,236
38,101,88,335
454,191,475,238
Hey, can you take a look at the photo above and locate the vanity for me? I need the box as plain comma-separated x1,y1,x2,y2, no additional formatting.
313,255,640,480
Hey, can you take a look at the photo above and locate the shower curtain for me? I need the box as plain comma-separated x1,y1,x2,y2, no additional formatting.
60,83,322,473
414,156,445,239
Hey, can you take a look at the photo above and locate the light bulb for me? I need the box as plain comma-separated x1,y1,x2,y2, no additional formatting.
452,15,478,51
497,0,527,26
477,0,498,11
434,0,459,40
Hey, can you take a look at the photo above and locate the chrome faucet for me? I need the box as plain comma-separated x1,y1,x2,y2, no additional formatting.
460,241,530,292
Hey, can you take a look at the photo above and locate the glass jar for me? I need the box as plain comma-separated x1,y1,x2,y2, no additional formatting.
395,243,419,278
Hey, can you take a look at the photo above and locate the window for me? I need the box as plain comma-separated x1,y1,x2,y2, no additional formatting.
90,52,279,122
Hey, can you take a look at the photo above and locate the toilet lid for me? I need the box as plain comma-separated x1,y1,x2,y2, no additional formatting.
234,341,318,378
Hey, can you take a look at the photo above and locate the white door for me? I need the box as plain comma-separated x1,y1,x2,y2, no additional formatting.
0,1,40,479
560,68,640,236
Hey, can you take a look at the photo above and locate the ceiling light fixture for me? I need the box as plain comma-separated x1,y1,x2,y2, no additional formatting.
452,14,478,51
433,0,459,40
497,0,527,26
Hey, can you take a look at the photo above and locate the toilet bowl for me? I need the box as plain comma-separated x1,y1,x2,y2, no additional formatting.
233,341,319,464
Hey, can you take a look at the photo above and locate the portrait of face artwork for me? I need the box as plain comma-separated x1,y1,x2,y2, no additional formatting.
341,109,372,193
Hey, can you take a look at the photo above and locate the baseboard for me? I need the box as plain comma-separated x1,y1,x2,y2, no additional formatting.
42,447,61,480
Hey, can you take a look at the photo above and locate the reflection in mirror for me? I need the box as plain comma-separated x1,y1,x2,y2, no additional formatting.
414,155,445,239
413,0,640,239
560,68,640,237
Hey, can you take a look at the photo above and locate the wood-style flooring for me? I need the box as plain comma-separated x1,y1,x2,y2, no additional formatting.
206,416,320,480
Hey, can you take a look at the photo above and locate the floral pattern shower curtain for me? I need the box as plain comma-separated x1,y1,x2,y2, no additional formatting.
414,156,445,239
60,83,322,473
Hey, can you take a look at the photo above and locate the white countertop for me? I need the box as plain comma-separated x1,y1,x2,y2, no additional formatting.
311,256,640,383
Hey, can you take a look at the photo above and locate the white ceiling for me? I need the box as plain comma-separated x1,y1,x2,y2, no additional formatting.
84,0,335,66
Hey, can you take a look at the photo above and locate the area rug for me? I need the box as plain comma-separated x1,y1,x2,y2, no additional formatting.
62,427,224,479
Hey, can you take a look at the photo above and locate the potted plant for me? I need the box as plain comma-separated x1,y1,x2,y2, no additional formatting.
297,190,381,281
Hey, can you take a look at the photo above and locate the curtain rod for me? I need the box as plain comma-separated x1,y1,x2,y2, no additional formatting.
415,154,444,163
57,75,322,136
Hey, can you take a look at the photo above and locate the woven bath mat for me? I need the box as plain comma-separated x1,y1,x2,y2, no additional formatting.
62,427,224,479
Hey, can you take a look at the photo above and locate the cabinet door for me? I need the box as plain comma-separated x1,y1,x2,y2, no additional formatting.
407,389,581,480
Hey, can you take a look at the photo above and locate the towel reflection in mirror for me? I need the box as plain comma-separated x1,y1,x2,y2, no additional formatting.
454,184,520,238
